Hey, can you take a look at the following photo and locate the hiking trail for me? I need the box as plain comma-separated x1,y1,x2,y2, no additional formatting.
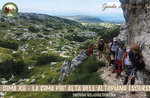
60,51,71,58
97,54,147,98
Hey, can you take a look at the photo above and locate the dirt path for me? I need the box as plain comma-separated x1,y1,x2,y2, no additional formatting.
97,54,147,98
60,51,71,58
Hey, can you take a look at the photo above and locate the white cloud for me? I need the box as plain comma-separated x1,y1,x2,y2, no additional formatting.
19,1,123,15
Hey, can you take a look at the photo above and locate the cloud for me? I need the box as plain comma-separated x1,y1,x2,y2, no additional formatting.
20,7,95,13
19,1,123,15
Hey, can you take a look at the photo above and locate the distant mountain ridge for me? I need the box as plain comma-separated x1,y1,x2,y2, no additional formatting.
62,15,103,23
97,13,125,23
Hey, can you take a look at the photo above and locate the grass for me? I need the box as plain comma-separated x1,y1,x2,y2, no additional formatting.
59,55,106,98
63,55,105,84
5,55,106,98
5,61,63,97
0,15,117,98
36,52,64,66
24,61,63,85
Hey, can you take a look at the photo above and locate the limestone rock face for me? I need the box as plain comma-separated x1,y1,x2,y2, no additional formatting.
119,0,150,70
59,53,88,82
118,22,128,42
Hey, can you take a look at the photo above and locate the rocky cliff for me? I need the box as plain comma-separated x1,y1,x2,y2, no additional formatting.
119,0,150,71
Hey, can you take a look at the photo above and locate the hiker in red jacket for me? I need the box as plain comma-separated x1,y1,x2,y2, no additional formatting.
86,44,93,56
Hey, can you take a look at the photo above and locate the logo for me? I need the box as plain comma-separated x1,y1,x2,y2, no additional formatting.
2,2,18,18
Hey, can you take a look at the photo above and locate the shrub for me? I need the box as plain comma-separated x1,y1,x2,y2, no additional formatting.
46,23,53,28
0,18,5,22
64,35,87,42
0,59,27,79
73,35,87,42
9,22,16,26
101,27,120,43
45,37,50,40
21,38,28,41
1,24,7,28
68,29,74,32
28,26,39,33
78,55,105,73
30,16,44,23
12,52,23,58
0,40,18,50
36,53,64,65
43,32,49,35
37,34,43,38
16,32,23,36
64,35,73,41
78,41,90,50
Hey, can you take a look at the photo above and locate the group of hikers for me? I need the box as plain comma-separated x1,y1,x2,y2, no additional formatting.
86,37,145,93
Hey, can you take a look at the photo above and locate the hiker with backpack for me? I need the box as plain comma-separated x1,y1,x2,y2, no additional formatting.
122,44,144,87
106,37,120,73
107,37,120,65
98,39,104,58
114,43,126,78
86,44,93,56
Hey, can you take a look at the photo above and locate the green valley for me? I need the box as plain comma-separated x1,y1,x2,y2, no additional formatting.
0,12,120,97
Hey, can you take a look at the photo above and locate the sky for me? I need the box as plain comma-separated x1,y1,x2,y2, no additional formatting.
0,0,124,21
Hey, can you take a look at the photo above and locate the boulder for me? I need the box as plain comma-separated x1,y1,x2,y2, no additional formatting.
59,53,88,82
50,62,57,66
1,81,8,85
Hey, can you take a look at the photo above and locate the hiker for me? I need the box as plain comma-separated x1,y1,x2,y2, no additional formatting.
106,37,119,73
114,43,126,78
107,37,120,66
86,44,93,56
122,44,144,87
72,51,76,57
98,39,104,58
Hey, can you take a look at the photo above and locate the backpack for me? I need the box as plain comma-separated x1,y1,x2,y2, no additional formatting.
114,48,126,65
116,48,126,55
86,45,93,56
86,50,93,56
137,61,145,70
110,41,119,50
129,51,145,70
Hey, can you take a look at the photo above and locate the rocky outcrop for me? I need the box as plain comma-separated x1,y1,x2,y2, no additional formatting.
78,31,97,37
119,0,150,70
59,53,88,82
118,22,129,43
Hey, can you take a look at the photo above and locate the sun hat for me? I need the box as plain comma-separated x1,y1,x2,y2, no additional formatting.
113,37,118,42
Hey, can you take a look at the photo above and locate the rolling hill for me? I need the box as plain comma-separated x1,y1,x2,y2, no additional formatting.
62,15,103,23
